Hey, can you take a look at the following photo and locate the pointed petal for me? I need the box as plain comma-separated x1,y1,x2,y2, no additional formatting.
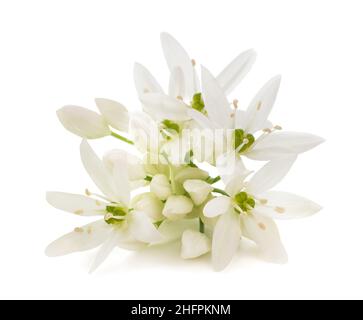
107,155,131,206
89,229,121,273
57,105,110,139
212,210,241,271
254,191,322,220
160,32,196,98
129,211,163,243
133,62,164,97
45,220,112,257
80,140,117,202
203,196,232,218
217,152,251,190
201,66,233,128
217,49,257,94
141,93,190,121
162,195,194,219
246,156,297,195
181,230,211,259
241,214,288,264
247,131,325,160
95,98,129,132
168,67,186,99
244,76,281,134
103,149,146,191
46,191,106,216
188,108,217,129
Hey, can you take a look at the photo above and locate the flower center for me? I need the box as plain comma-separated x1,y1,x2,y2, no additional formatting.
234,192,255,213
104,205,128,225
233,129,255,153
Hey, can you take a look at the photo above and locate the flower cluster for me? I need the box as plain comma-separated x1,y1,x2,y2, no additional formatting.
46,33,324,272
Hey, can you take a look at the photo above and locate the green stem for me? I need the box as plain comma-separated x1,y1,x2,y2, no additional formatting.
213,188,230,197
206,176,221,184
199,218,205,233
110,131,134,145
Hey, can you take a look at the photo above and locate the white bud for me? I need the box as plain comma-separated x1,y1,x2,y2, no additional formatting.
162,195,193,220
183,179,213,206
95,98,129,132
181,230,211,259
131,193,164,222
57,105,111,139
150,174,172,201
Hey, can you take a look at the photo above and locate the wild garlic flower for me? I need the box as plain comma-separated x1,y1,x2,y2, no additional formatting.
204,155,321,271
46,140,161,272
47,32,324,272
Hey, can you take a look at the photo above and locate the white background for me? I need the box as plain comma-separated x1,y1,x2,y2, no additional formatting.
0,0,362,300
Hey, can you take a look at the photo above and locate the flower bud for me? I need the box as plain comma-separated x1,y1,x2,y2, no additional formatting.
57,105,111,139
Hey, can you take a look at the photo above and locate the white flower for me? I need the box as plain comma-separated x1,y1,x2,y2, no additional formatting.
45,140,162,272
189,66,325,160
134,33,256,123
204,155,321,271
57,98,129,139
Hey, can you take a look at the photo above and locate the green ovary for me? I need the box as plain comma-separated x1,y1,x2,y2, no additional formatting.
234,192,255,213
233,129,255,153
104,205,127,225
191,93,205,112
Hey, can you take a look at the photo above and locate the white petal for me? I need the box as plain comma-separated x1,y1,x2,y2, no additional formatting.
80,140,118,202
160,32,196,98
212,210,241,271
150,174,172,201
57,106,110,139
183,179,214,206
128,211,163,243
157,219,199,243
241,214,287,264
45,220,112,257
201,66,233,128
103,149,146,190
244,76,281,134
168,67,186,99
46,191,106,216
181,230,211,259
131,193,164,222
133,62,164,97
95,98,129,132
107,155,131,206
162,195,194,219
216,152,251,189
203,196,232,218
254,191,322,220
129,112,161,154
89,229,121,273
188,109,217,129
141,93,190,121
247,131,325,161
246,156,297,195
217,49,257,95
